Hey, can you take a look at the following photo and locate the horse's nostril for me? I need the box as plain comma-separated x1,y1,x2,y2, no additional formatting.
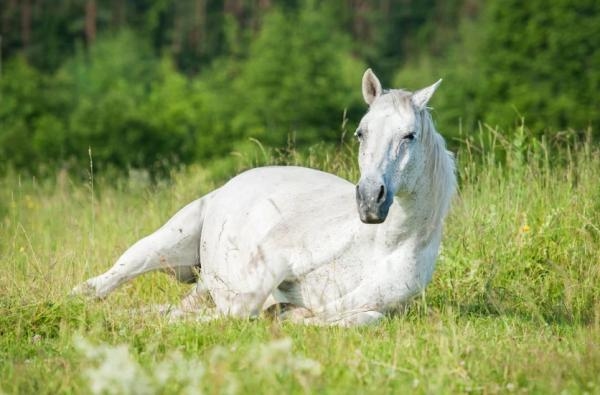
377,185,385,203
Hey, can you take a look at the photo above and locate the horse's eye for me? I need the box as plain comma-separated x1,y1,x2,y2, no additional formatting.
403,132,416,141
355,129,364,140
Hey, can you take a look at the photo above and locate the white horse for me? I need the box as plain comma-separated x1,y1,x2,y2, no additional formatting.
73,69,456,326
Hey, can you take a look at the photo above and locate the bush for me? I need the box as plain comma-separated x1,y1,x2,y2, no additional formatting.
64,31,186,173
0,56,72,172
393,1,600,139
474,0,600,133
0,32,201,175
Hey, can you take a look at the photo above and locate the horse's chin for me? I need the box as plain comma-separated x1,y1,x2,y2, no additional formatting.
357,194,392,224
359,211,387,224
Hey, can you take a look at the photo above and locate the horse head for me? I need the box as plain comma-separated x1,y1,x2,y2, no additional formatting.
355,69,442,224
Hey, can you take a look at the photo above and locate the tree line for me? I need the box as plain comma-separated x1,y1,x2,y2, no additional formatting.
0,0,598,175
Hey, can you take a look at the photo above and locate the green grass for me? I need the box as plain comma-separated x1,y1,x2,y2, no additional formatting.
1,128,599,394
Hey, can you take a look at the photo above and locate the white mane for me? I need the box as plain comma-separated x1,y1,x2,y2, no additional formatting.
418,108,457,235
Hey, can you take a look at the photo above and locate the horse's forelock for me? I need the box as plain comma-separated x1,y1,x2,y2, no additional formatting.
371,89,413,114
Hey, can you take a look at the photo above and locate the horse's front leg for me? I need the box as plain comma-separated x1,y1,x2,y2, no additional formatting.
303,309,385,326
72,198,206,299
297,283,394,326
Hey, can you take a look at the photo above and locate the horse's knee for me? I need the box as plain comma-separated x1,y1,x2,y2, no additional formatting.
162,265,200,284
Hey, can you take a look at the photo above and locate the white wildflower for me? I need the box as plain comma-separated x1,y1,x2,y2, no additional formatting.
153,351,204,395
74,337,152,395
255,337,322,379
75,337,205,395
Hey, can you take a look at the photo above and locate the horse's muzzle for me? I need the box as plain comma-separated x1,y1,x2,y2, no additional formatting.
355,178,392,224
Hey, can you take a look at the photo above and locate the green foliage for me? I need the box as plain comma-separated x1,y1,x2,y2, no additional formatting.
185,2,365,169
219,3,365,148
0,32,199,175
1,1,599,174
0,56,73,171
0,57,41,170
476,0,600,132
393,0,600,139
392,17,484,142
0,5,365,175
64,31,195,173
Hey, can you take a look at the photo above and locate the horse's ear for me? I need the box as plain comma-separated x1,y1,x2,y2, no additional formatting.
362,68,382,105
411,79,442,110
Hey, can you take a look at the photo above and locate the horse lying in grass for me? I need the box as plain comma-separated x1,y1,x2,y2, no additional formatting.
72,69,456,326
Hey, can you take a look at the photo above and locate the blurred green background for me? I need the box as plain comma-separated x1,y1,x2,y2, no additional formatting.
1,0,598,176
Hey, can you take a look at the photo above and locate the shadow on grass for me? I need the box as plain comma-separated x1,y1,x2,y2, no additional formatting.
404,289,599,329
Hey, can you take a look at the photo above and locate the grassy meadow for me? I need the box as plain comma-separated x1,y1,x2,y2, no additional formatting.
1,128,599,394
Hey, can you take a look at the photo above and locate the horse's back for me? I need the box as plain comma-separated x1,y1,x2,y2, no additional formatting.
224,166,353,196
206,165,355,220
199,166,360,288
203,165,357,241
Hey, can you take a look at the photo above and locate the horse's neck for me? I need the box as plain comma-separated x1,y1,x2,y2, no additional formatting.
376,184,442,250
376,138,453,252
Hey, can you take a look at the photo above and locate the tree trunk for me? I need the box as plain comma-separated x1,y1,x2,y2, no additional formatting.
351,0,371,42
258,0,271,11
224,0,245,25
1,0,18,38
172,1,184,56
111,0,125,29
85,0,97,45
191,0,207,55
21,0,32,51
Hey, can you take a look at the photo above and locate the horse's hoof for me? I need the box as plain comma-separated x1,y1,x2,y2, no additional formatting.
279,306,314,323
69,281,101,299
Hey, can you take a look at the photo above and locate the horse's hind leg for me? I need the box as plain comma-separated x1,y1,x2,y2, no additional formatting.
72,194,213,299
